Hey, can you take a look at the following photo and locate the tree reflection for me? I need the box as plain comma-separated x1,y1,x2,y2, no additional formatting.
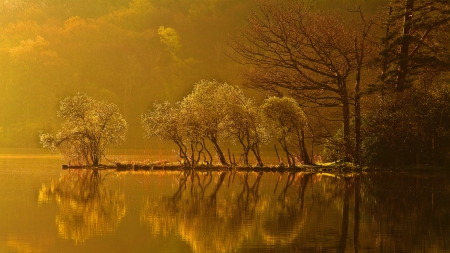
141,170,262,253
237,171,263,212
260,172,311,246
6,234,54,253
361,172,450,252
38,169,126,244
354,173,361,253
140,170,450,253
271,172,362,253
337,176,351,253
141,170,317,252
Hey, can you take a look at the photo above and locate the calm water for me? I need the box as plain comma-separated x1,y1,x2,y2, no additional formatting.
1,150,450,253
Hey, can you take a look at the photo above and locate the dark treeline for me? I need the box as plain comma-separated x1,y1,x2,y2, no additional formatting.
2,0,450,167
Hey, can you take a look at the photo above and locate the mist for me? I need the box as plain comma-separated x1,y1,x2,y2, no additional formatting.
0,0,387,148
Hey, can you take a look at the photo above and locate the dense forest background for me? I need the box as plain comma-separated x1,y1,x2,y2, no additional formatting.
2,0,449,167
0,0,387,148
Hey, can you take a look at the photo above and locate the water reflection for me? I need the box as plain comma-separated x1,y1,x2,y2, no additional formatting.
360,172,450,252
141,170,257,253
38,169,126,244
256,173,308,246
141,170,450,253
140,171,323,252
6,233,54,253
31,167,450,252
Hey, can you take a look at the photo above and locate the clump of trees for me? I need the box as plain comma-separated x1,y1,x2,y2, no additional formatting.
40,93,128,166
363,80,450,166
230,2,375,164
361,0,450,166
229,1,450,167
34,0,450,168
142,80,310,167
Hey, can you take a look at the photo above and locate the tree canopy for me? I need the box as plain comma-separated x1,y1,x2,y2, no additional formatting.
40,93,128,166
261,96,310,166
143,80,269,167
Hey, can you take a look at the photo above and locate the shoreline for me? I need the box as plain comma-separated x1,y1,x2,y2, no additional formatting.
61,162,449,173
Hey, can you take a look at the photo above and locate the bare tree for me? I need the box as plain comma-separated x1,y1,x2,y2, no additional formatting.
230,2,374,162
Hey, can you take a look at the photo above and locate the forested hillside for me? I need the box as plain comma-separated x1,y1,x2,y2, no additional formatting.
4,0,449,168
0,0,386,147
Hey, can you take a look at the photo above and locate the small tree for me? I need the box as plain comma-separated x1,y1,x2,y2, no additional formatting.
221,86,266,167
179,80,230,165
142,101,206,167
40,93,127,166
261,96,310,166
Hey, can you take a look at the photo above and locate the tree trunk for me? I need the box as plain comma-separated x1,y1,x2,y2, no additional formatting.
382,7,393,76
251,146,264,167
396,0,414,91
238,135,250,166
92,145,100,166
175,140,191,167
280,138,294,167
301,129,310,164
341,90,352,162
210,136,228,165
92,157,99,166
296,129,311,164
202,139,213,166
355,67,361,165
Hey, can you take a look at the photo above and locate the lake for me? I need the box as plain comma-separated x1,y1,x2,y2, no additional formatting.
1,149,450,253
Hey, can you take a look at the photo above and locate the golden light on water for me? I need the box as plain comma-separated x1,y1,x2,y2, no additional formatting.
38,170,127,244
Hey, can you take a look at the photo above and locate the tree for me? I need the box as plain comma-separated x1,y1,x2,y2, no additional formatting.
379,0,450,91
158,26,182,60
40,93,128,166
230,2,374,162
362,0,450,166
261,96,310,166
143,80,267,167
179,79,270,166
363,78,450,166
179,80,231,165
220,84,266,167
142,101,206,167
